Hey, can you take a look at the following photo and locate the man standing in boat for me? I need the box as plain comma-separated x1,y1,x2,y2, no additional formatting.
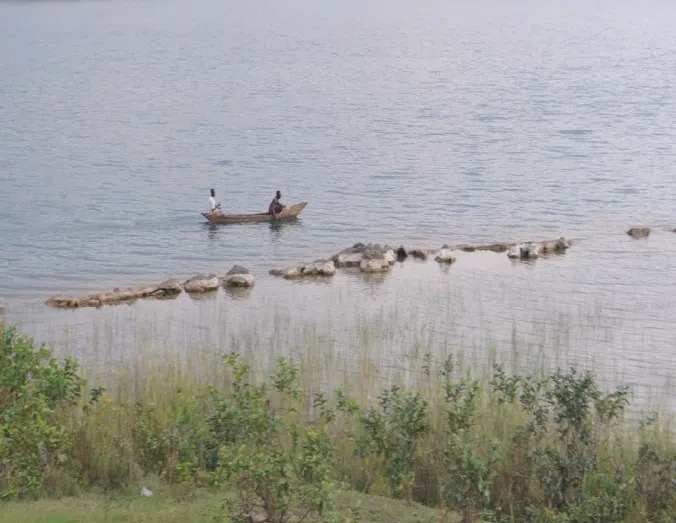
209,188,222,214
268,190,285,218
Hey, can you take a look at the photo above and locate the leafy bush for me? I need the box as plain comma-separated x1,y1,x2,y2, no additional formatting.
0,323,83,499
438,357,499,523
132,389,208,483
633,439,676,523
358,384,428,499
209,354,337,523
489,364,631,522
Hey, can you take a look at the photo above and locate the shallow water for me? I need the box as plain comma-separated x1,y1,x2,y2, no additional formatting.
7,238,676,416
2,0,676,414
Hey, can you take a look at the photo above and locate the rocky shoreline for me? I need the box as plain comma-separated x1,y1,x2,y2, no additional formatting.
45,265,255,309
6,224,663,312
43,236,574,309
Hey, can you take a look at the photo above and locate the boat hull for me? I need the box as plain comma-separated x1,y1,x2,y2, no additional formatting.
201,202,308,224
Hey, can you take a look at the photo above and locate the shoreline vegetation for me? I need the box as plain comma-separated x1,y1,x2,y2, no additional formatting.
1,321,674,522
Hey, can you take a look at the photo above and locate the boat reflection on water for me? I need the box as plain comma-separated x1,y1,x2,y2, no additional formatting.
268,218,303,243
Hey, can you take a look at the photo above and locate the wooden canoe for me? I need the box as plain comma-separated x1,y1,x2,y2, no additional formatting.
201,202,308,224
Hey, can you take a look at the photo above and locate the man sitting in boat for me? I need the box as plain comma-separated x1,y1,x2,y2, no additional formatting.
209,188,222,214
268,190,285,218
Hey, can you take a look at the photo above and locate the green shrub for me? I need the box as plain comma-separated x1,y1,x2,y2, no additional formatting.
0,323,83,499
358,384,428,499
209,354,337,523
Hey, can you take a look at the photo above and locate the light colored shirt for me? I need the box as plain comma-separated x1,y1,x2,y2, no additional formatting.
209,196,216,211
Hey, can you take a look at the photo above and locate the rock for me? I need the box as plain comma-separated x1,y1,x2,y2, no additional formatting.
140,486,153,498
182,274,220,293
434,245,457,264
223,265,255,287
98,288,139,305
223,273,255,287
335,252,363,268
47,293,105,308
46,279,185,309
312,259,336,276
507,242,541,260
396,246,407,261
506,237,572,260
151,278,183,296
522,243,541,259
539,237,572,254
333,243,366,258
357,247,390,272
408,249,428,260
627,227,650,239
226,265,250,275
270,260,336,279
361,246,385,260
46,296,82,308
332,242,398,268
270,267,302,279
360,258,390,273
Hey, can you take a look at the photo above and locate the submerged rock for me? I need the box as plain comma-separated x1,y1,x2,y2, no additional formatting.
459,242,511,253
627,227,650,239
222,265,255,288
434,244,457,264
182,274,220,293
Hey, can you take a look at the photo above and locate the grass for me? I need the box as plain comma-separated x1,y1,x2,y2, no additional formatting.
0,489,442,523
1,319,675,523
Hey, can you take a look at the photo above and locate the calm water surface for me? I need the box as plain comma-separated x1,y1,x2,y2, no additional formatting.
1,0,675,413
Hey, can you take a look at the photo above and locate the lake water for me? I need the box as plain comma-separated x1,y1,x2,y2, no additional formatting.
1,0,675,415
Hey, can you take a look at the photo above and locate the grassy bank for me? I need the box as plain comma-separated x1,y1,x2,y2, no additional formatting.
0,490,441,523
1,321,674,522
